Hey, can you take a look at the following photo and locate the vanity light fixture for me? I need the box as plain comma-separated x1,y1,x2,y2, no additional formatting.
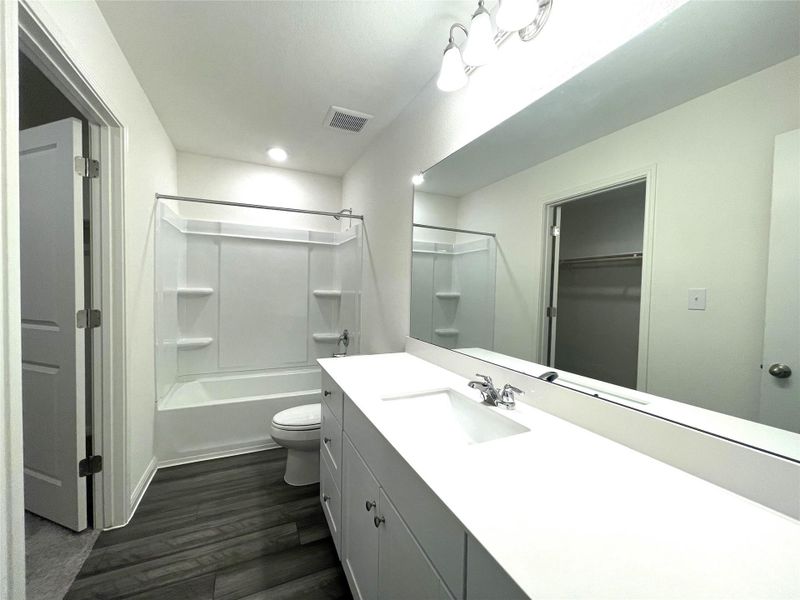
437,24,469,92
267,147,288,162
437,0,553,93
411,173,425,186
462,1,497,67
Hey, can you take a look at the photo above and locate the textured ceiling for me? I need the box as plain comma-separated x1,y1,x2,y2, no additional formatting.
98,0,477,176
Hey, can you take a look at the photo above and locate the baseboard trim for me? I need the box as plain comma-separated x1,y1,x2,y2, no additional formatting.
115,456,157,529
156,441,280,470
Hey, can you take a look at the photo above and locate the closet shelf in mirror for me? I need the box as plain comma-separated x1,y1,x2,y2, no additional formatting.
435,292,461,299
313,290,342,299
434,328,459,337
312,333,341,343
177,287,214,297
177,337,213,350
560,252,642,267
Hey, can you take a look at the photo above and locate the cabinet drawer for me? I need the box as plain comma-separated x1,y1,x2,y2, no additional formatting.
344,396,465,598
321,369,344,423
320,459,342,557
321,401,343,484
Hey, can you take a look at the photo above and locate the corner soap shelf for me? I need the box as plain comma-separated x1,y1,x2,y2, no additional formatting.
177,287,214,298
177,337,213,350
313,290,342,299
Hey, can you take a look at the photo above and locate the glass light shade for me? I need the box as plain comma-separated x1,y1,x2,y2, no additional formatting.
437,44,468,92
411,173,425,185
462,11,497,67
496,0,538,32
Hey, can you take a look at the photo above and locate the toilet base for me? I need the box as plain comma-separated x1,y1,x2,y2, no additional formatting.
284,447,320,486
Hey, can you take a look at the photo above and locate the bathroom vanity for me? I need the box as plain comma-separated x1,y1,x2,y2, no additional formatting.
318,351,799,600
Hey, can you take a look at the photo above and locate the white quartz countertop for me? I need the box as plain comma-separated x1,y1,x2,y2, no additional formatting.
318,352,800,599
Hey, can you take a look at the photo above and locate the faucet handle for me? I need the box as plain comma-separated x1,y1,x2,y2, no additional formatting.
474,373,493,387
500,384,523,409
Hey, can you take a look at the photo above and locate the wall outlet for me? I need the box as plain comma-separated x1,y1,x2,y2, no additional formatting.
688,288,707,310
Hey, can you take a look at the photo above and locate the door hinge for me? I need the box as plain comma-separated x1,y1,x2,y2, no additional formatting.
79,455,102,477
76,309,101,329
550,225,560,237
74,156,99,179
546,306,557,318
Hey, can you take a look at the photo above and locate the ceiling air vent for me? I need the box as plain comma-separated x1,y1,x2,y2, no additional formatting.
325,106,373,134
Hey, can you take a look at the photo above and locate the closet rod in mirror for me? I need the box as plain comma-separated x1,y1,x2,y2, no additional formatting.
560,252,642,267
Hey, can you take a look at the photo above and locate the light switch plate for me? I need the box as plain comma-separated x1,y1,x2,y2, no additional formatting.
688,288,707,310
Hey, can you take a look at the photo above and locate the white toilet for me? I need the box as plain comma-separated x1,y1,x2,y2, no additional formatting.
270,403,322,486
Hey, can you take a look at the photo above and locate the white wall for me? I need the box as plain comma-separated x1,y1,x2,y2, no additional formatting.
177,152,342,231
26,0,178,510
455,57,800,420
343,0,687,355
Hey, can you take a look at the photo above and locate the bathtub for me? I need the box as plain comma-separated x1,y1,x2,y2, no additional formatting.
155,367,321,466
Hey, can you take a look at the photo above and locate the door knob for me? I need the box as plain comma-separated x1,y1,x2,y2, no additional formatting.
323,390,332,397
373,515,385,528
768,363,792,379
365,500,376,512
322,494,330,502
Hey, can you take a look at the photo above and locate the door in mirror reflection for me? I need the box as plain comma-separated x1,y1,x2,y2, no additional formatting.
546,181,646,389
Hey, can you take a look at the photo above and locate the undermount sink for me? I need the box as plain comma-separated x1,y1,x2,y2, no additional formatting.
381,388,529,445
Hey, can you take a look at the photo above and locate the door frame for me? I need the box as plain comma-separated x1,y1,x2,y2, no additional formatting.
536,166,657,391
1,0,129,544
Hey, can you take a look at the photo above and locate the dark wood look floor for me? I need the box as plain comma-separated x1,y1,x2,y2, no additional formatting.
67,449,351,600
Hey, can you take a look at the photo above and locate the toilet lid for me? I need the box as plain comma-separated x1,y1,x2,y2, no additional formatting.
272,403,321,430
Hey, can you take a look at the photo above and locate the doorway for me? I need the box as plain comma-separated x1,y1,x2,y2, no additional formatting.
543,180,647,389
19,50,103,596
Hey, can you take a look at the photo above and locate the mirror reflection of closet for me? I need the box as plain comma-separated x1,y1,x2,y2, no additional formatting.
545,181,646,389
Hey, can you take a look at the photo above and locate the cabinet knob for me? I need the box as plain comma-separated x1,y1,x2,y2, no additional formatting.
365,500,376,512
322,494,330,502
323,390,332,397
323,437,331,444
373,515,385,528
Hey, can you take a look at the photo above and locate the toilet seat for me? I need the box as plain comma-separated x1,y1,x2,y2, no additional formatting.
272,403,321,431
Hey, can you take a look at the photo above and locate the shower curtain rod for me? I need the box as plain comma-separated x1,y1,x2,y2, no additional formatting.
413,222,496,238
155,193,364,221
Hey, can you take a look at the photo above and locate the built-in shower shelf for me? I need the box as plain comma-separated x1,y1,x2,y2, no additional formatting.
177,337,214,350
177,287,214,297
312,333,341,343
434,328,459,337
313,290,342,299
435,292,461,299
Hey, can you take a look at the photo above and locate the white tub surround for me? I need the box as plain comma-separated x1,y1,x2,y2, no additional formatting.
318,352,799,599
155,368,320,466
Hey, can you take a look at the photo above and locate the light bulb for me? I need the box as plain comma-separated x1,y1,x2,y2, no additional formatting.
411,173,425,186
496,0,538,32
463,9,497,67
436,43,468,92
267,147,288,162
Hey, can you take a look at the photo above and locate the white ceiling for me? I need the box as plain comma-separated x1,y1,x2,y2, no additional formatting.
97,0,477,176
420,0,800,197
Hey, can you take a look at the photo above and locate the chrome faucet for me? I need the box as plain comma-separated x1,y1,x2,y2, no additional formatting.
468,374,522,410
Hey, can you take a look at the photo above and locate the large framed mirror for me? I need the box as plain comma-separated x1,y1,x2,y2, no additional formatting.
410,1,800,461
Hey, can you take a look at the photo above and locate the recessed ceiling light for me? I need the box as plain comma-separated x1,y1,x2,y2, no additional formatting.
411,173,425,186
267,147,288,162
